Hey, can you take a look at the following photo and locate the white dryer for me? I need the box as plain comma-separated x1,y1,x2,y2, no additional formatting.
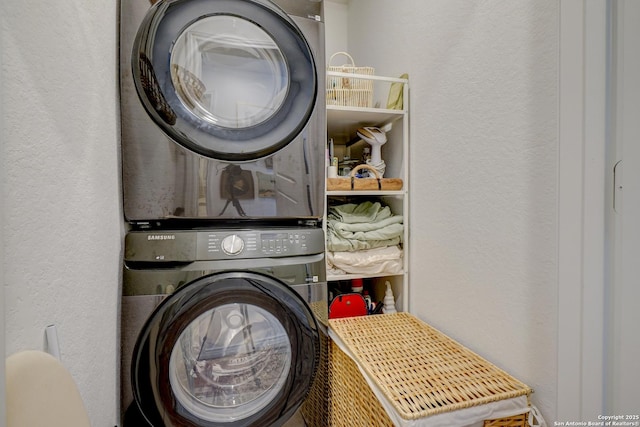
120,0,325,223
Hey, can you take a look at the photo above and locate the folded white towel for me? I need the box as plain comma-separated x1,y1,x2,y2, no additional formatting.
327,246,403,275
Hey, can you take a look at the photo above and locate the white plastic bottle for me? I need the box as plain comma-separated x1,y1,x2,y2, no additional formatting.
382,281,397,314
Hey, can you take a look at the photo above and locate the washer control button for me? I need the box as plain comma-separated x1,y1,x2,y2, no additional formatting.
221,234,244,255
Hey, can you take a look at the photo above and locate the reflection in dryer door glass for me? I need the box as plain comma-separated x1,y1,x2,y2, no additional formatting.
169,303,292,422
171,15,289,129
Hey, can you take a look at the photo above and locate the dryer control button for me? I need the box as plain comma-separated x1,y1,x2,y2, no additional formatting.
221,234,244,255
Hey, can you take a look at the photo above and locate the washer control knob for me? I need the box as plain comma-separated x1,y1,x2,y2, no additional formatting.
221,234,244,255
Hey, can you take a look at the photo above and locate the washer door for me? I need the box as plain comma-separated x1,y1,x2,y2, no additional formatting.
131,271,320,426
133,0,317,161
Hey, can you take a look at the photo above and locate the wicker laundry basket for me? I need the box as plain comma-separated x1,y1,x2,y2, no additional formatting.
326,52,374,108
327,313,532,427
300,330,330,426
300,301,330,426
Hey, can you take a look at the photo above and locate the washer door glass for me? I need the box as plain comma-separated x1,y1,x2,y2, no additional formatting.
131,271,320,426
169,303,291,422
133,0,317,161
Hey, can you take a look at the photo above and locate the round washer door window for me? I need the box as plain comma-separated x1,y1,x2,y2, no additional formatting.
133,0,317,161
131,272,320,426
169,304,292,422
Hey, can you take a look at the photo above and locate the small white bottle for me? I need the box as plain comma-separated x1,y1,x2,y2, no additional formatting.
382,281,397,314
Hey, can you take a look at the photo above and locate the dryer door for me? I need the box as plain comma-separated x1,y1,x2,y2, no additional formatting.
133,0,317,161
131,271,319,426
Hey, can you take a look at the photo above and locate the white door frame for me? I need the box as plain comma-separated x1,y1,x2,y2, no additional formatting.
0,8,6,416
558,0,608,421
608,0,640,412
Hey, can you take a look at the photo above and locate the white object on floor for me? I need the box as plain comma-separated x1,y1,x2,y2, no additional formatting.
45,324,61,360
5,350,91,427
382,281,397,314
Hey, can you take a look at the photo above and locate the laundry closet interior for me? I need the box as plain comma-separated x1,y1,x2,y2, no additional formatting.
114,0,550,425
1,0,568,426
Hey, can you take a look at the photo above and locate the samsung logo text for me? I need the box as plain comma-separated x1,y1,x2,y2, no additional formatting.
147,235,176,241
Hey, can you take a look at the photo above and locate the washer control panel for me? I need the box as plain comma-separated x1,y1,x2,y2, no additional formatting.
198,228,324,259
125,228,325,262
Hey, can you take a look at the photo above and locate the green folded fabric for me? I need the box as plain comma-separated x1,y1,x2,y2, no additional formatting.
326,201,404,252
386,73,408,110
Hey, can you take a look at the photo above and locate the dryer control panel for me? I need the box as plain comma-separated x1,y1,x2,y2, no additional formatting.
124,228,325,262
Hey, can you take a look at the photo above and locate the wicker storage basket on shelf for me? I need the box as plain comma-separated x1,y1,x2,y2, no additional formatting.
326,52,374,108
327,164,403,192
327,313,533,427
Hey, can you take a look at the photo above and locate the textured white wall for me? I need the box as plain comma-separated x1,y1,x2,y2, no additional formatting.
1,5,6,415
324,1,349,63
345,0,559,421
2,1,121,425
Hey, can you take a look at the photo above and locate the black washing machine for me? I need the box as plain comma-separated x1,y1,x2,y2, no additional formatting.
119,0,326,223
120,226,327,426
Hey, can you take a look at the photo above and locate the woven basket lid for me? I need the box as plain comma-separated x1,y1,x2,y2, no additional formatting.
329,313,532,420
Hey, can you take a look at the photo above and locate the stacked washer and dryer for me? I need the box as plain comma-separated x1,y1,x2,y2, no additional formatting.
118,0,327,426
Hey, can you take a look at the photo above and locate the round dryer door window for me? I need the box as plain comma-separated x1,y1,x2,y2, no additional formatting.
133,0,317,161
131,272,320,426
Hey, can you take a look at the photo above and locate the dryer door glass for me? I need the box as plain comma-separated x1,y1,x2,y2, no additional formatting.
171,16,288,130
169,303,292,422
133,0,317,161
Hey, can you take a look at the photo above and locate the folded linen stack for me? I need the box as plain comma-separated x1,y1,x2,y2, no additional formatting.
326,201,403,275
